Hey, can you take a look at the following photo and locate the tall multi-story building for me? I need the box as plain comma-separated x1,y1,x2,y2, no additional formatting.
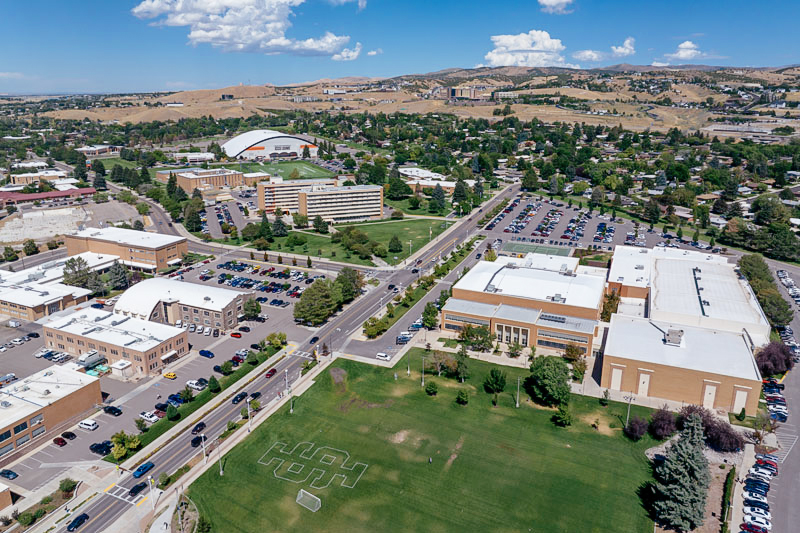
0,366,101,461
9,170,68,185
298,185,383,223
65,227,187,271
42,307,189,376
256,177,337,214
155,168,262,193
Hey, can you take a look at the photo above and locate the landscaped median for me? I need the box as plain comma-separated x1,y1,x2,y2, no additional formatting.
112,343,289,468
363,236,482,338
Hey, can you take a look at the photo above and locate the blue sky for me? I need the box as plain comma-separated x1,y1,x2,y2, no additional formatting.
1,0,798,94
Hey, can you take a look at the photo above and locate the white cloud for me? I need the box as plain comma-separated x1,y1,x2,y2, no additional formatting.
367,48,383,56
132,0,356,59
665,40,704,61
484,30,578,68
538,0,574,14
572,49,603,62
0,72,24,79
611,37,635,57
332,42,362,61
651,61,670,67
328,0,367,10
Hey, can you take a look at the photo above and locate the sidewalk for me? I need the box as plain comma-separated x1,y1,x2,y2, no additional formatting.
730,443,756,530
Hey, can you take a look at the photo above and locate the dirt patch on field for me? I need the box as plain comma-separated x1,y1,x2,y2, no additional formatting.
390,430,410,444
389,429,427,449
579,414,616,436
444,436,465,472
329,367,347,393
338,396,394,413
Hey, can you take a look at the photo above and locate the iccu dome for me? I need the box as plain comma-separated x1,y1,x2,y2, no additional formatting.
222,129,318,161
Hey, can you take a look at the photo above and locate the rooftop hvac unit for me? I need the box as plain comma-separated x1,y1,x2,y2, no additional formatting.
664,329,684,346
702,300,710,306
635,264,644,270
204,296,211,301
43,389,50,395
0,401,12,409
486,284,497,293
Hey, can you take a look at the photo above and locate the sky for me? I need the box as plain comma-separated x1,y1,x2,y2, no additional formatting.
1,0,798,94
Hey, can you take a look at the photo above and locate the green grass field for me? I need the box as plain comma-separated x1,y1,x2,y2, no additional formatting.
212,160,335,179
349,219,453,265
500,242,572,257
189,350,654,533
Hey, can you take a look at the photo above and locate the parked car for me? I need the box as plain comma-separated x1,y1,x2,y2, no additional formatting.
132,461,155,479
103,406,123,417
61,431,77,440
376,352,391,361
53,437,67,447
231,332,242,338
163,372,177,380
0,469,18,480
139,411,159,424
199,350,215,359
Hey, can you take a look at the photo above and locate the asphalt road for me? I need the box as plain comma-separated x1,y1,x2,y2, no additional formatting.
54,352,304,533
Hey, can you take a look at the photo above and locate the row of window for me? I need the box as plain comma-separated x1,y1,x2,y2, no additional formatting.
537,339,587,354
443,314,490,327
0,425,46,457
537,329,588,345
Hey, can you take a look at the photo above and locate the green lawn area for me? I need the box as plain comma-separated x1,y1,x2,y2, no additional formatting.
349,219,453,265
189,350,655,533
211,160,335,179
384,197,454,217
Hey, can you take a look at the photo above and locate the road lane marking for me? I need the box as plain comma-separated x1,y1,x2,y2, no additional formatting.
104,483,116,492
136,496,148,507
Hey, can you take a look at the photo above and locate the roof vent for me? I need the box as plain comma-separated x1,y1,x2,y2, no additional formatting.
550,293,565,303
0,401,12,409
635,264,644,270
43,389,51,395
664,329,684,346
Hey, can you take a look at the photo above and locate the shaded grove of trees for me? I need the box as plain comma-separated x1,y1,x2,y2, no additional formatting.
756,341,795,376
737,254,794,326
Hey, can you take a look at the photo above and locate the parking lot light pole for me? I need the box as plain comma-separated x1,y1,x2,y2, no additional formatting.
200,433,207,464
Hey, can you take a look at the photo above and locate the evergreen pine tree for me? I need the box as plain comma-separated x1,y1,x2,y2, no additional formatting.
166,173,177,197
260,213,274,241
652,413,710,531
109,262,130,290
272,218,288,237
388,234,403,253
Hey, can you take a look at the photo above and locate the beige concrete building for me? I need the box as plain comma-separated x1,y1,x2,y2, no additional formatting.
440,254,605,356
256,177,337,214
65,227,187,271
155,168,262,193
0,366,101,461
298,185,383,223
42,307,188,376
113,278,252,330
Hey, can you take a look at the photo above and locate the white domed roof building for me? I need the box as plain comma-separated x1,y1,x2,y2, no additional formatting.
222,129,318,160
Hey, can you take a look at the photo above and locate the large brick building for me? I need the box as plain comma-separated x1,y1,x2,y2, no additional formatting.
113,278,252,330
298,185,384,223
42,308,188,376
256,177,338,214
0,366,101,462
440,254,605,356
66,227,187,271
155,168,264,193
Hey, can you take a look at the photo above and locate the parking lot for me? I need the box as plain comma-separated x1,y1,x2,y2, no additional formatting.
202,199,255,239
482,194,721,255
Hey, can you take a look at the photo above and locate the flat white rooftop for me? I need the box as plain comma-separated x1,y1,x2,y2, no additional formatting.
454,254,604,311
71,226,185,250
609,245,652,288
398,167,446,180
605,315,761,382
43,307,183,353
0,366,99,427
114,278,245,318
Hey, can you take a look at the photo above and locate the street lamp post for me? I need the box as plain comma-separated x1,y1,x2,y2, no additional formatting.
147,475,155,510
200,433,207,464
421,355,425,387
516,376,520,408
217,437,224,476
624,394,634,427
284,368,289,395
247,400,253,432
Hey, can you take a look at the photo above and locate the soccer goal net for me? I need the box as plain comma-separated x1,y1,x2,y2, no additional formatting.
296,489,321,512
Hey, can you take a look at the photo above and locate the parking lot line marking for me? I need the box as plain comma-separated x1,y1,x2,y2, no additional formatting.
104,483,116,493
779,374,787,384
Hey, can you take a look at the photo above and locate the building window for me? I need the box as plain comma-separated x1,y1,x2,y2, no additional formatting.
31,426,46,439
0,443,13,457
30,414,43,426
537,330,588,345
16,434,30,447
0,430,10,443
14,422,27,434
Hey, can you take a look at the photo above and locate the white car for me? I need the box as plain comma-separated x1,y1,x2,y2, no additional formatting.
744,507,771,521
744,491,768,504
204,327,211,336
0,346,7,353
749,467,774,478
186,380,206,392
139,411,159,424
743,513,771,530
376,352,391,361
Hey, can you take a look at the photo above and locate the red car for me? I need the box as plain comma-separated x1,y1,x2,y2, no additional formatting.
153,409,166,419
265,368,277,379
230,332,242,338
53,437,67,447
740,523,769,533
